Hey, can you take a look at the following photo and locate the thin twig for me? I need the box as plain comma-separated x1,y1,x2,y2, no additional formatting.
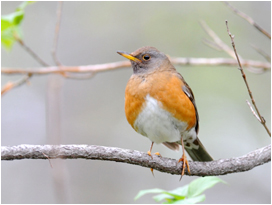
224,1,271,39
226,20,271,137
1,74,31,95
64,73,95,79
200,20,237,59
250,44,271,62
1,144,271,176
17,38,49,67
52,1,63,66
2,36,50,95
200,20,266,74
170,57,269,72
42,152,53,168
202,38,224,51
246,100,261,122
2,58,270,76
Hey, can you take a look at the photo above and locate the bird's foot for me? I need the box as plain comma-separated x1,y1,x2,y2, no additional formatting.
178,154,190,181
147,151,161,177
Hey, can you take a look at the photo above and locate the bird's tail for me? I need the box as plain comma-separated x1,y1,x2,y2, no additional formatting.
162,138,213,161
185,137,213,161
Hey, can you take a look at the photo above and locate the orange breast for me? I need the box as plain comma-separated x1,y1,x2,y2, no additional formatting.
125,71,196,132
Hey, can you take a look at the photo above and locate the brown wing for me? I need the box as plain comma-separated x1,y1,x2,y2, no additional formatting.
176,73,213,161
177,73,199,134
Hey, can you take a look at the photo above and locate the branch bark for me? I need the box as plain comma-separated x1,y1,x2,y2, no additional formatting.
1,144,271,176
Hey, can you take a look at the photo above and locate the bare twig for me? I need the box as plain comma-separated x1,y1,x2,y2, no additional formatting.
224,1,271,39
1,61,129,74
42,152,53,168
250,44,271,62
1,75,32,95
1,144,271,176
170,57,270,71
246,100,261,122
226,20,271,137
64,73,96,79
1,36,50,95
200,20,269,74
52,1,63,66
202,38,224,51
17,38,49,67
200,20,237,59
2,58,270,76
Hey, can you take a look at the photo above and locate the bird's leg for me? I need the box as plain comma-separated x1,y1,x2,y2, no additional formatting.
147,141,154,159
147,142,161,158
178,137,190,180
147,142,161,176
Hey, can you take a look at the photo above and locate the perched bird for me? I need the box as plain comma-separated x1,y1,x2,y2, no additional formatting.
117,46,213,178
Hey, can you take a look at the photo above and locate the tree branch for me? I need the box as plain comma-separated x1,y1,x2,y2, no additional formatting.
200,20,270,74
2,57,269,95
170,57,270,70
1,144,271,176
250,44,271,62
226,20,271,137
224,1,271,39
200,20,237,59
1,37,50,96
1,58,270,76
17,38,50,67
52,1,63,67
1,74,32,95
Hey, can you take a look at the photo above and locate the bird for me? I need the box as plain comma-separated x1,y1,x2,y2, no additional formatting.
117,46,213,178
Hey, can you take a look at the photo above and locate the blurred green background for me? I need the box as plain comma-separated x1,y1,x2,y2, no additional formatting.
1,1,271,204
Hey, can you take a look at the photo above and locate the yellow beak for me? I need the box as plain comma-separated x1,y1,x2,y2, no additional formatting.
117,51,142,63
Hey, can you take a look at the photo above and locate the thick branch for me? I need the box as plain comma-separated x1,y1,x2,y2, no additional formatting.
1,144,270,176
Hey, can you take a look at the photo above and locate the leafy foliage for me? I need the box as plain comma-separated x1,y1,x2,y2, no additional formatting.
134,176,226,204
1,1,34,50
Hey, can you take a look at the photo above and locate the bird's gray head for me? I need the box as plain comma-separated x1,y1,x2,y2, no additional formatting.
117,46,171,74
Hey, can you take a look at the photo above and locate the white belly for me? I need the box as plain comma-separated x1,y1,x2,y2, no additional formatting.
134,94,194,144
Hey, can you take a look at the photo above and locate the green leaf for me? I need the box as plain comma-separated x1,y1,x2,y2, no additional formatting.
1,23,22,50
164,198,174,203
153,186,189,202
172,194,206,204
1,18,12,31
161,192,186,200
1,29,15,50
187,176,226,198
1,1,35,50
134,188,165,200
135,177,226,204
1,10,24,26
1,11,24,50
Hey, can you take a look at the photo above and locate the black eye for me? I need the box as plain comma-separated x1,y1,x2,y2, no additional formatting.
143,54,151,61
